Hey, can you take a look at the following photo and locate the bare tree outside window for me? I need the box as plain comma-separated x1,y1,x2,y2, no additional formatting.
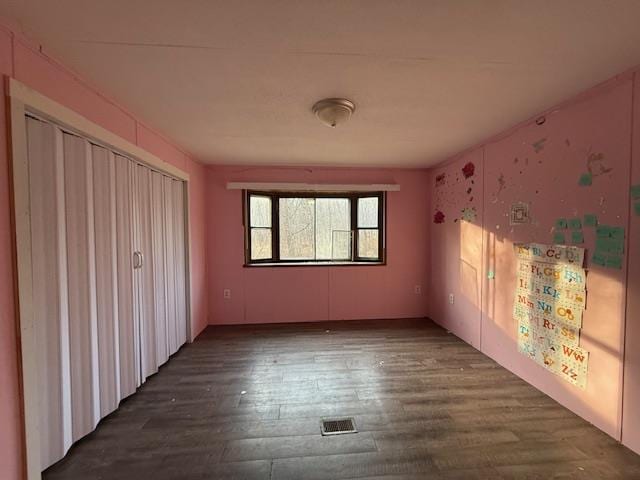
315,198,350,260
357,196,379,258
279,198,315,259
249,195,272,260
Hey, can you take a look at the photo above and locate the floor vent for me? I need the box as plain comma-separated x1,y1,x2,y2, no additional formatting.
321,417,357,436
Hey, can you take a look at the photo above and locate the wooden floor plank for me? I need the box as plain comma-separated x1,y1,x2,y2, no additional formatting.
44,318,640,479
222,433,377,462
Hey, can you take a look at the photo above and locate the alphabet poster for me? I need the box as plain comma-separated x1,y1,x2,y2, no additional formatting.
514,243,589,389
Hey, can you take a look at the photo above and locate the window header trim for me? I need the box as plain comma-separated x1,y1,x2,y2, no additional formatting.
228,182,400,192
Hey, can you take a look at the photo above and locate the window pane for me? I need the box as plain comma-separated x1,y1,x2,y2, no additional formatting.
315,198,350,260
331,231,352,260
250,228,272,260
358,229,379,259
250,195,271,228
358,197,379,228
279,198,315,260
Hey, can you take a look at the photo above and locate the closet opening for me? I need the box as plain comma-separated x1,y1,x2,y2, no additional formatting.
10,80,192,479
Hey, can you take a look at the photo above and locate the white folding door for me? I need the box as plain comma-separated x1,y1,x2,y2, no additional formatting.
25,115,188,470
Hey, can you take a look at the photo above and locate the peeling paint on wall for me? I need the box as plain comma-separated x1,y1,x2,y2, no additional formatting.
587,151,613,177
532,137,547,153
492,173,506,203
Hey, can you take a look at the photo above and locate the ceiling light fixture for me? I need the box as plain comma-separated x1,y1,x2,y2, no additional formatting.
312,98,356,128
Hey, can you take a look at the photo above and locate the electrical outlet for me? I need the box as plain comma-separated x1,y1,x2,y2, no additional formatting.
449,293,455,305
223,289,231,299
414,285,422,295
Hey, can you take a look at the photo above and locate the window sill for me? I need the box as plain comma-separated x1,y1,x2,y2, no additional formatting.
244,261,386,268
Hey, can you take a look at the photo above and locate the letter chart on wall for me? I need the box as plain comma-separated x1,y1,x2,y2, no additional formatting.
513,243,589,389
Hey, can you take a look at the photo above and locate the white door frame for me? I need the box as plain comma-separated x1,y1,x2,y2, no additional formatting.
8,78,193,480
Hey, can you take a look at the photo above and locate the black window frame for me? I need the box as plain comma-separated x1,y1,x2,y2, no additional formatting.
244,190,385,266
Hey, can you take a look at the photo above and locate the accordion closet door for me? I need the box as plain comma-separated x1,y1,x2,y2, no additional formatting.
114,153,140,396
171,179,188,349
134,164,158,381
24,115,189,471
150,170,170,368
163,176,188,356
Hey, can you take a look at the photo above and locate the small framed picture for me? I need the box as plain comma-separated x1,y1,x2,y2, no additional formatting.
510,202,530,225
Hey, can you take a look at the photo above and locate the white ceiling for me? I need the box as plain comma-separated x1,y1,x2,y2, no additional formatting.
3,1,640,167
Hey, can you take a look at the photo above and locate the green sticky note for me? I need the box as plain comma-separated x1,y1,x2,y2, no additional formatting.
555,219,568,230
610,226,625,241
635,202,640,217
609,240,624,255
584,214,598,227
592,252,607,267
571,231,584,244
596,225,611,238
631,185,640,199
553,232,566,245
568,218,582,230
578,172,593,186
595,237,609,252
606,255,623,270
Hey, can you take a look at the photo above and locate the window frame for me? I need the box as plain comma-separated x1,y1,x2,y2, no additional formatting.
244,190,385,266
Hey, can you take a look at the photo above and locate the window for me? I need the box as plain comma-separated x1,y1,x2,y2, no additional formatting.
245,191,385,265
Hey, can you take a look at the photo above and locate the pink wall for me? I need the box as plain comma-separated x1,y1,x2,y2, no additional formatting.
429,71,640,452
0,24,208,479
206,166,430,325
624,74,640,452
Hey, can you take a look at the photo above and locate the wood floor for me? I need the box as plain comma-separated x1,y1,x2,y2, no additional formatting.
44,318,640,480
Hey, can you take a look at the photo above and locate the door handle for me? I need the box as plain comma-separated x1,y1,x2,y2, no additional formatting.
133,251,143,269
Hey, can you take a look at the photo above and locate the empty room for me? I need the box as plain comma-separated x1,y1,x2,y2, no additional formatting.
3,1,640,479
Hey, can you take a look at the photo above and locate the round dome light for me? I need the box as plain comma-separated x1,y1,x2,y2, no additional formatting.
312,98,356,128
